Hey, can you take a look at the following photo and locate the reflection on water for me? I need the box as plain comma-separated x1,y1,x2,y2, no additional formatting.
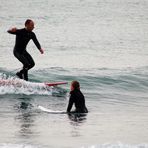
68,113,87,123
14,98,37,140
19,102,33,110
68,113,88,138
17,112,34,138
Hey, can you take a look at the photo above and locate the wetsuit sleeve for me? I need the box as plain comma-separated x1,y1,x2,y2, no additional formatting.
67,93,74,112
32,33,41,50
7,29,20,35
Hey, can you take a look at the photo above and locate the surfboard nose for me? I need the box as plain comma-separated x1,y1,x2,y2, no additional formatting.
44,82,68,87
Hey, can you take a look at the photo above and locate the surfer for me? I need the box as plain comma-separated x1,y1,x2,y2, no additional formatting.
67,81,88,113
7,19,44,81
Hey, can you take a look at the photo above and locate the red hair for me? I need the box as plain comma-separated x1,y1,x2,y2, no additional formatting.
71,81,80,90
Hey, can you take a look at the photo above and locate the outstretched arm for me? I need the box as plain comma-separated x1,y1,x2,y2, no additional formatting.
7,27,17,34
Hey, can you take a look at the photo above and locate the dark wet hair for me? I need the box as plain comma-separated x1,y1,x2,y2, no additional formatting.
71,81,80,90
25,19,32,26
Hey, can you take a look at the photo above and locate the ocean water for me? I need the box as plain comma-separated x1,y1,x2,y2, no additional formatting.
0,0,148,147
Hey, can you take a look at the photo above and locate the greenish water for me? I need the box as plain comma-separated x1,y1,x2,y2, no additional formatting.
0,0,148,147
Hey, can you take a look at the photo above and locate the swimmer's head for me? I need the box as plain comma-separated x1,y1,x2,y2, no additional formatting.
71,81,80,91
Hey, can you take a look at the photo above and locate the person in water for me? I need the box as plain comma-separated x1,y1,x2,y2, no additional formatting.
67,81,88,113
7,19,44,81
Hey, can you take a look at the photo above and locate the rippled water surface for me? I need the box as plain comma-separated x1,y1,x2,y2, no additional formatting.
0,0,148,147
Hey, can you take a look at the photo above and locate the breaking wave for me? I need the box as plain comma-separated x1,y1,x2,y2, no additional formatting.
0,73,67,96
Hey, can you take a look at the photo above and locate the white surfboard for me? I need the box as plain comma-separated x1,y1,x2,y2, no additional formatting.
38,105,66,114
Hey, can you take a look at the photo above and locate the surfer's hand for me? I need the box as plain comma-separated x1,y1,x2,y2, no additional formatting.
40,48,44,54
9,27,17,32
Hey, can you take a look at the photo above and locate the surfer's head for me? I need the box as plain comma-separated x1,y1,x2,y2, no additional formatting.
71,81,80,91
25,19,34,31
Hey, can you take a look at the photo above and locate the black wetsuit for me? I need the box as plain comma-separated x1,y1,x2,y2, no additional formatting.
8,28,41,80
67,89,88,113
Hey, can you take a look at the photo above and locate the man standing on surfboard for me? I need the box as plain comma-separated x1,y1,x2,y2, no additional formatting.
8,19,44,81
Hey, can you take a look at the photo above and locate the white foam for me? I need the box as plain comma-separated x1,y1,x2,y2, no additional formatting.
81,143,148,148
0,77,52,95
0,143,39,148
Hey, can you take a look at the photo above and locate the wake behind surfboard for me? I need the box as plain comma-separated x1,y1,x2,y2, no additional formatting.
0,77,67,95
0,79,67,87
